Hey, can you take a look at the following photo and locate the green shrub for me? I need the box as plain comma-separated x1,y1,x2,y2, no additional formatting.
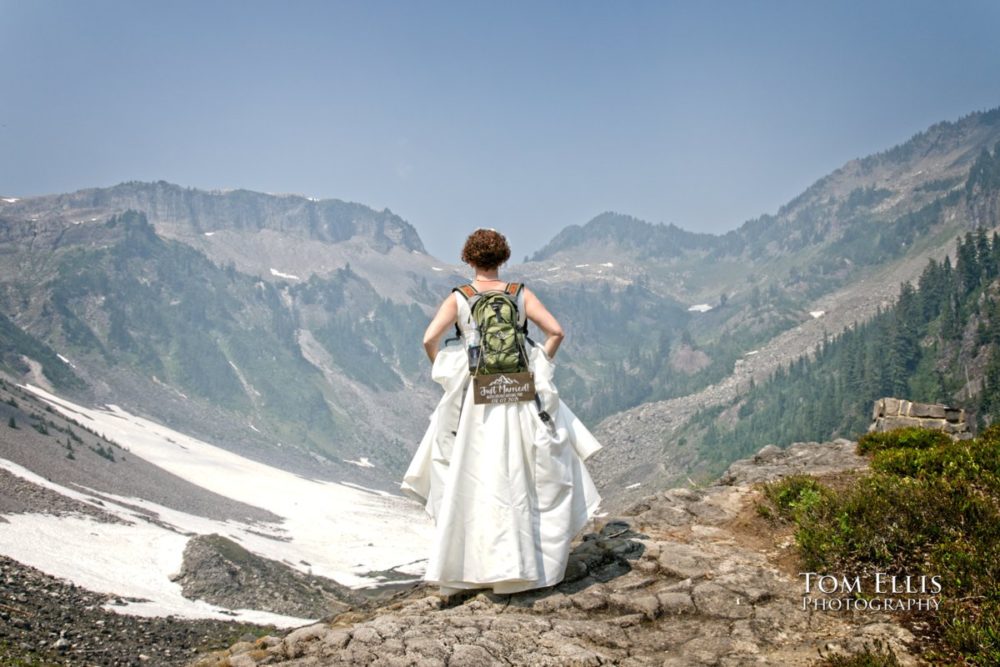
764,427,1000,664
870,438,1000,486
857,426,953,454
760,475,833,520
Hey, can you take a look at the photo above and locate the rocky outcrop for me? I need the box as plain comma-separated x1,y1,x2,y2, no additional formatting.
189,438,927,666
869,397,970,439
172,534,364,620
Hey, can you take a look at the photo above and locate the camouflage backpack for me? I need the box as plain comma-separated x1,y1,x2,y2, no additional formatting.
453,282,528,376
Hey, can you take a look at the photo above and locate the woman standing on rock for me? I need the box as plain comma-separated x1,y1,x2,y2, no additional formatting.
402,228,603,594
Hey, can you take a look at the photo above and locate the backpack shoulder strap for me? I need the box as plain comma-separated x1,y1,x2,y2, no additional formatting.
451,288,475,336
504,282,527,329
453,284,478,300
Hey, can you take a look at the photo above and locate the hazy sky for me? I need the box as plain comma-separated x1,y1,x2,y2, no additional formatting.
2,1,999,261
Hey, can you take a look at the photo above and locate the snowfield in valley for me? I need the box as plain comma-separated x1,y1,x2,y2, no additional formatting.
0,385,434,627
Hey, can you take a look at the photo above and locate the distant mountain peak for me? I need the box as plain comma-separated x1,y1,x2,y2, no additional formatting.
530,211,717,262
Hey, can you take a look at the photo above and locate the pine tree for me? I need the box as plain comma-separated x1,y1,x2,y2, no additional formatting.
957,231,982,295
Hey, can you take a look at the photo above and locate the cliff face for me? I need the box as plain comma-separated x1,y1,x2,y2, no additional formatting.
188,438,925,667
3,180,426,253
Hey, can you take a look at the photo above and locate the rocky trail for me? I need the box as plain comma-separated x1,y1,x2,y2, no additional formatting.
188,438,928,667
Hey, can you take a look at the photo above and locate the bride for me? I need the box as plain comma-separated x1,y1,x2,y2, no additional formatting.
402,228,602,595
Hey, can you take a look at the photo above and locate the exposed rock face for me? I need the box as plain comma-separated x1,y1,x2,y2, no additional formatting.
189,439,927,666
172,534,363,620
1,180,426,254
869,397,970,439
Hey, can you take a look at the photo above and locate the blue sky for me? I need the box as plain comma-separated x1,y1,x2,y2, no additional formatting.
1,1,999,261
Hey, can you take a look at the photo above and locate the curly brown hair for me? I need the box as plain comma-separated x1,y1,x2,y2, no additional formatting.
460,228,511,270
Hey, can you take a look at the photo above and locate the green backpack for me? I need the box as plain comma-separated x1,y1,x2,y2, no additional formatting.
453,282,529,376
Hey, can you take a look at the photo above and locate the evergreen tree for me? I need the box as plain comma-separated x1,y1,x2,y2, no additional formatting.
956,232,982,295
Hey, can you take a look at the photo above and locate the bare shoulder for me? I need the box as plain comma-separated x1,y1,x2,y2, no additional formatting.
522,285,554,314
438,292,457,313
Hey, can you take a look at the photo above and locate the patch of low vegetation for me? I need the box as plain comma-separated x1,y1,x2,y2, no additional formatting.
816,638,902,666
89,443,116,462
759,427,1000,665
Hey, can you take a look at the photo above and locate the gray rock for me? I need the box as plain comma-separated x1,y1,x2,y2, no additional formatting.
753,444,783,463
449,643,499,666
692,582,754,619
350,626,382,644
174,534,359,619
656,543,714,579
656,592,695,615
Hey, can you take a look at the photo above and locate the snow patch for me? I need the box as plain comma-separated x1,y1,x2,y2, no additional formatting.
810,310,825,319
204,231,215,237
248,423,260,433
575,264,589,268
600,262,614,268
56,354,75,368
688,304,713,313
15,385,433,596
625,482,641,490
345,457,375,468
270,268,301,281
431,267,443,272
0,459,313,627
1,197,18,203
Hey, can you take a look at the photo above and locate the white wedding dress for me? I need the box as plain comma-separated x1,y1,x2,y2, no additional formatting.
401,292,603,594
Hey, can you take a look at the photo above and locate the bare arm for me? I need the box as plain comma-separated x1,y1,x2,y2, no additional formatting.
523,287,564,359
422,294,458,363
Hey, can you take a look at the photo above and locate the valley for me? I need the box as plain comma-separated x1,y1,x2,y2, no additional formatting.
1,107,1000,662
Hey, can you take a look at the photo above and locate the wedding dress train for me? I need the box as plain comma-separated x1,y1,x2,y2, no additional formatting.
402,342,602,594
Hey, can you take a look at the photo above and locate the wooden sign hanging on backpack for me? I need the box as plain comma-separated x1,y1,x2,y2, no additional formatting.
473,371,537,405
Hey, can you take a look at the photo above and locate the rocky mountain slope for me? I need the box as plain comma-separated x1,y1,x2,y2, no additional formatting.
583,110,1000,508
0,181,444,301
188,438,928,667
0,205,445,482
522,108,1000,426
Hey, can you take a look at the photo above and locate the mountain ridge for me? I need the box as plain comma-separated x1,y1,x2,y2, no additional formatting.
2,106,1000,499
3,179,427,253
